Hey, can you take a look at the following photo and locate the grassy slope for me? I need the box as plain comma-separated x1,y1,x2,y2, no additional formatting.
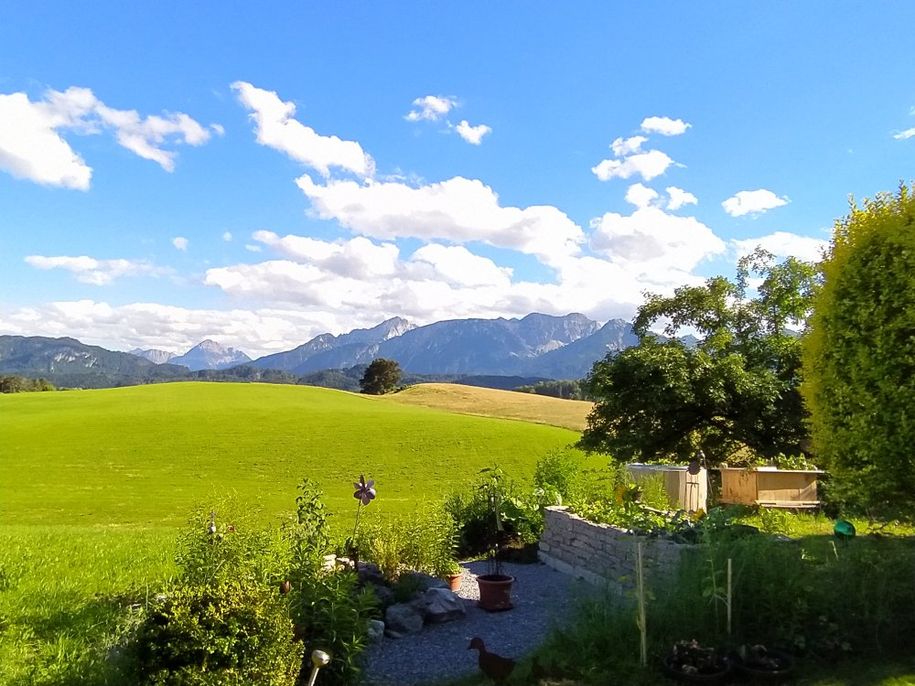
384,383,593,431
0,382,580,527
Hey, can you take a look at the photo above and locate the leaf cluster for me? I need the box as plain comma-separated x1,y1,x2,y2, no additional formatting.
582,249,818,464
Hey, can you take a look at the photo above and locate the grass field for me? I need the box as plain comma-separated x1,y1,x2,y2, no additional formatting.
384,383,592,431
0,382,583,527
0,381,589,685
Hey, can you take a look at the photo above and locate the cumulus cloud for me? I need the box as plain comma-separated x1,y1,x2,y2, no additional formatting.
0,86,214,189
405,95,457,122
455,120,492,145
232,81,373,178
893,127,915,140
641,116,691,136
0,299,345,359
172,236,189,251
24,255,167,285
722,189,789,217
222,231,233,241
624,183,660,208
611,136,648,157
666,186,698,210
590,206,726,274
592,149,674,181
732,231,827,262
295,174,584,265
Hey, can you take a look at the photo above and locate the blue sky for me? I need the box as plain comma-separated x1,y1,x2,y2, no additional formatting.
1,2,913,357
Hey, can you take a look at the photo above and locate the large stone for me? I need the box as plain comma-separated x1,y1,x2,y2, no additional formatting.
414,587,466,624
384,602,424,637
367,619,385,643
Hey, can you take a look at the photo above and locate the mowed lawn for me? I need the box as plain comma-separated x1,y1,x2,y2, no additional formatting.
0,382,582,528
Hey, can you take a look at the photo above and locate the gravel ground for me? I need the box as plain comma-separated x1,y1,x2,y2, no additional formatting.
361,560,592,686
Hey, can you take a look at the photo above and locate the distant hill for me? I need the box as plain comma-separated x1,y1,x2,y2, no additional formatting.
171,340,251,371
383,382,593,431
130,348,177,364
0,335,187,388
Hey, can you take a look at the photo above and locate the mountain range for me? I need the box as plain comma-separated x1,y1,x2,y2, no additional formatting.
0,312,647,389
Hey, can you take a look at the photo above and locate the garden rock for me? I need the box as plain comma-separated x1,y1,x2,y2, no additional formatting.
384,603,424,637
416,587,466,624
367,619,385,643
369,582,395,608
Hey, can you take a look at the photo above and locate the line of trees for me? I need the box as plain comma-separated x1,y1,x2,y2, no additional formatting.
0,375,56,393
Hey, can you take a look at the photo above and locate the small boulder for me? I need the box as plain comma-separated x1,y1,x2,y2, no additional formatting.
415,587,466,624
384,602,424,637
366,619,385,643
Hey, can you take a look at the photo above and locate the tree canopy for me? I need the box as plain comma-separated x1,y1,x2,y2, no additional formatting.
580,249,818,464
359,358,402,395
803,185,915,516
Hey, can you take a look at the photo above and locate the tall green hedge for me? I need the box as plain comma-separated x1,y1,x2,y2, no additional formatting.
803,184,915,516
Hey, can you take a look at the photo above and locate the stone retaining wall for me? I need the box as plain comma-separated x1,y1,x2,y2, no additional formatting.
538,506,689,591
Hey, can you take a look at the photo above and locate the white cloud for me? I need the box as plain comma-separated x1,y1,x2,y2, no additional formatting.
245,244,262,252
410,244,511,288
295,174,584,265
222,231,233,242
252,231,400,279
0,86,213,188
641,116,691,136
24,255,167,285
610,136,648,157
0,299,344,359
592,149,674,181
893,127,915,140
624,183,659,209
722,189,789,217
405,95,457,122
732,231,827,262
666,186,698,210
455,120,492,145
231,81,373,178
590,206,726,273
172,236,189,251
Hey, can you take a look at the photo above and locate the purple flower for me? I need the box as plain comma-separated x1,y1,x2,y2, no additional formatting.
353,474,376,506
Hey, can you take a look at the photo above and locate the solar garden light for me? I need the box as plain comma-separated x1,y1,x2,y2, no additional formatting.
306,649,331,686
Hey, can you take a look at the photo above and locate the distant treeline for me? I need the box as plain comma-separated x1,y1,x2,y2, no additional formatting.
514,379,589,400
0,375,56,393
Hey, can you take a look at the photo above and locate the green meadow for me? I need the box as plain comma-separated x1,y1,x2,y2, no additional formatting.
0,382,585,684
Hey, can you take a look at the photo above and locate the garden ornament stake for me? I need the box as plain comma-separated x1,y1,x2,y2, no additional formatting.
348,474,376,566
306,649,331,686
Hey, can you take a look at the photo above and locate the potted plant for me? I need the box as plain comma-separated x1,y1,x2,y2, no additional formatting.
662,640,731,683
475,467,514,611
731,643,794,680
443,560,463,592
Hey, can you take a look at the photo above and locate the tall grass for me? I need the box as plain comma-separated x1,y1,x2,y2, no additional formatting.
537,533,915,684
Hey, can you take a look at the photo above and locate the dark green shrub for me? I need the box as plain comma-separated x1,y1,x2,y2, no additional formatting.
803,184,915,517
133,581,302,686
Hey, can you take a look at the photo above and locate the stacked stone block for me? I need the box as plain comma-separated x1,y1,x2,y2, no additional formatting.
538,506,688,593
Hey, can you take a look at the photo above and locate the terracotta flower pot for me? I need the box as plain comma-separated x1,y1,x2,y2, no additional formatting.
446,571,463,592
476,573,514,611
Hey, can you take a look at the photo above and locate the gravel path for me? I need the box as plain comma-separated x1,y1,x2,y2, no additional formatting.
361,560,592,685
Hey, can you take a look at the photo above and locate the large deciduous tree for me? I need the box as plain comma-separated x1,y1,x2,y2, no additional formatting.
803,185,915,516
580,249,818,464
359,358,402,395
